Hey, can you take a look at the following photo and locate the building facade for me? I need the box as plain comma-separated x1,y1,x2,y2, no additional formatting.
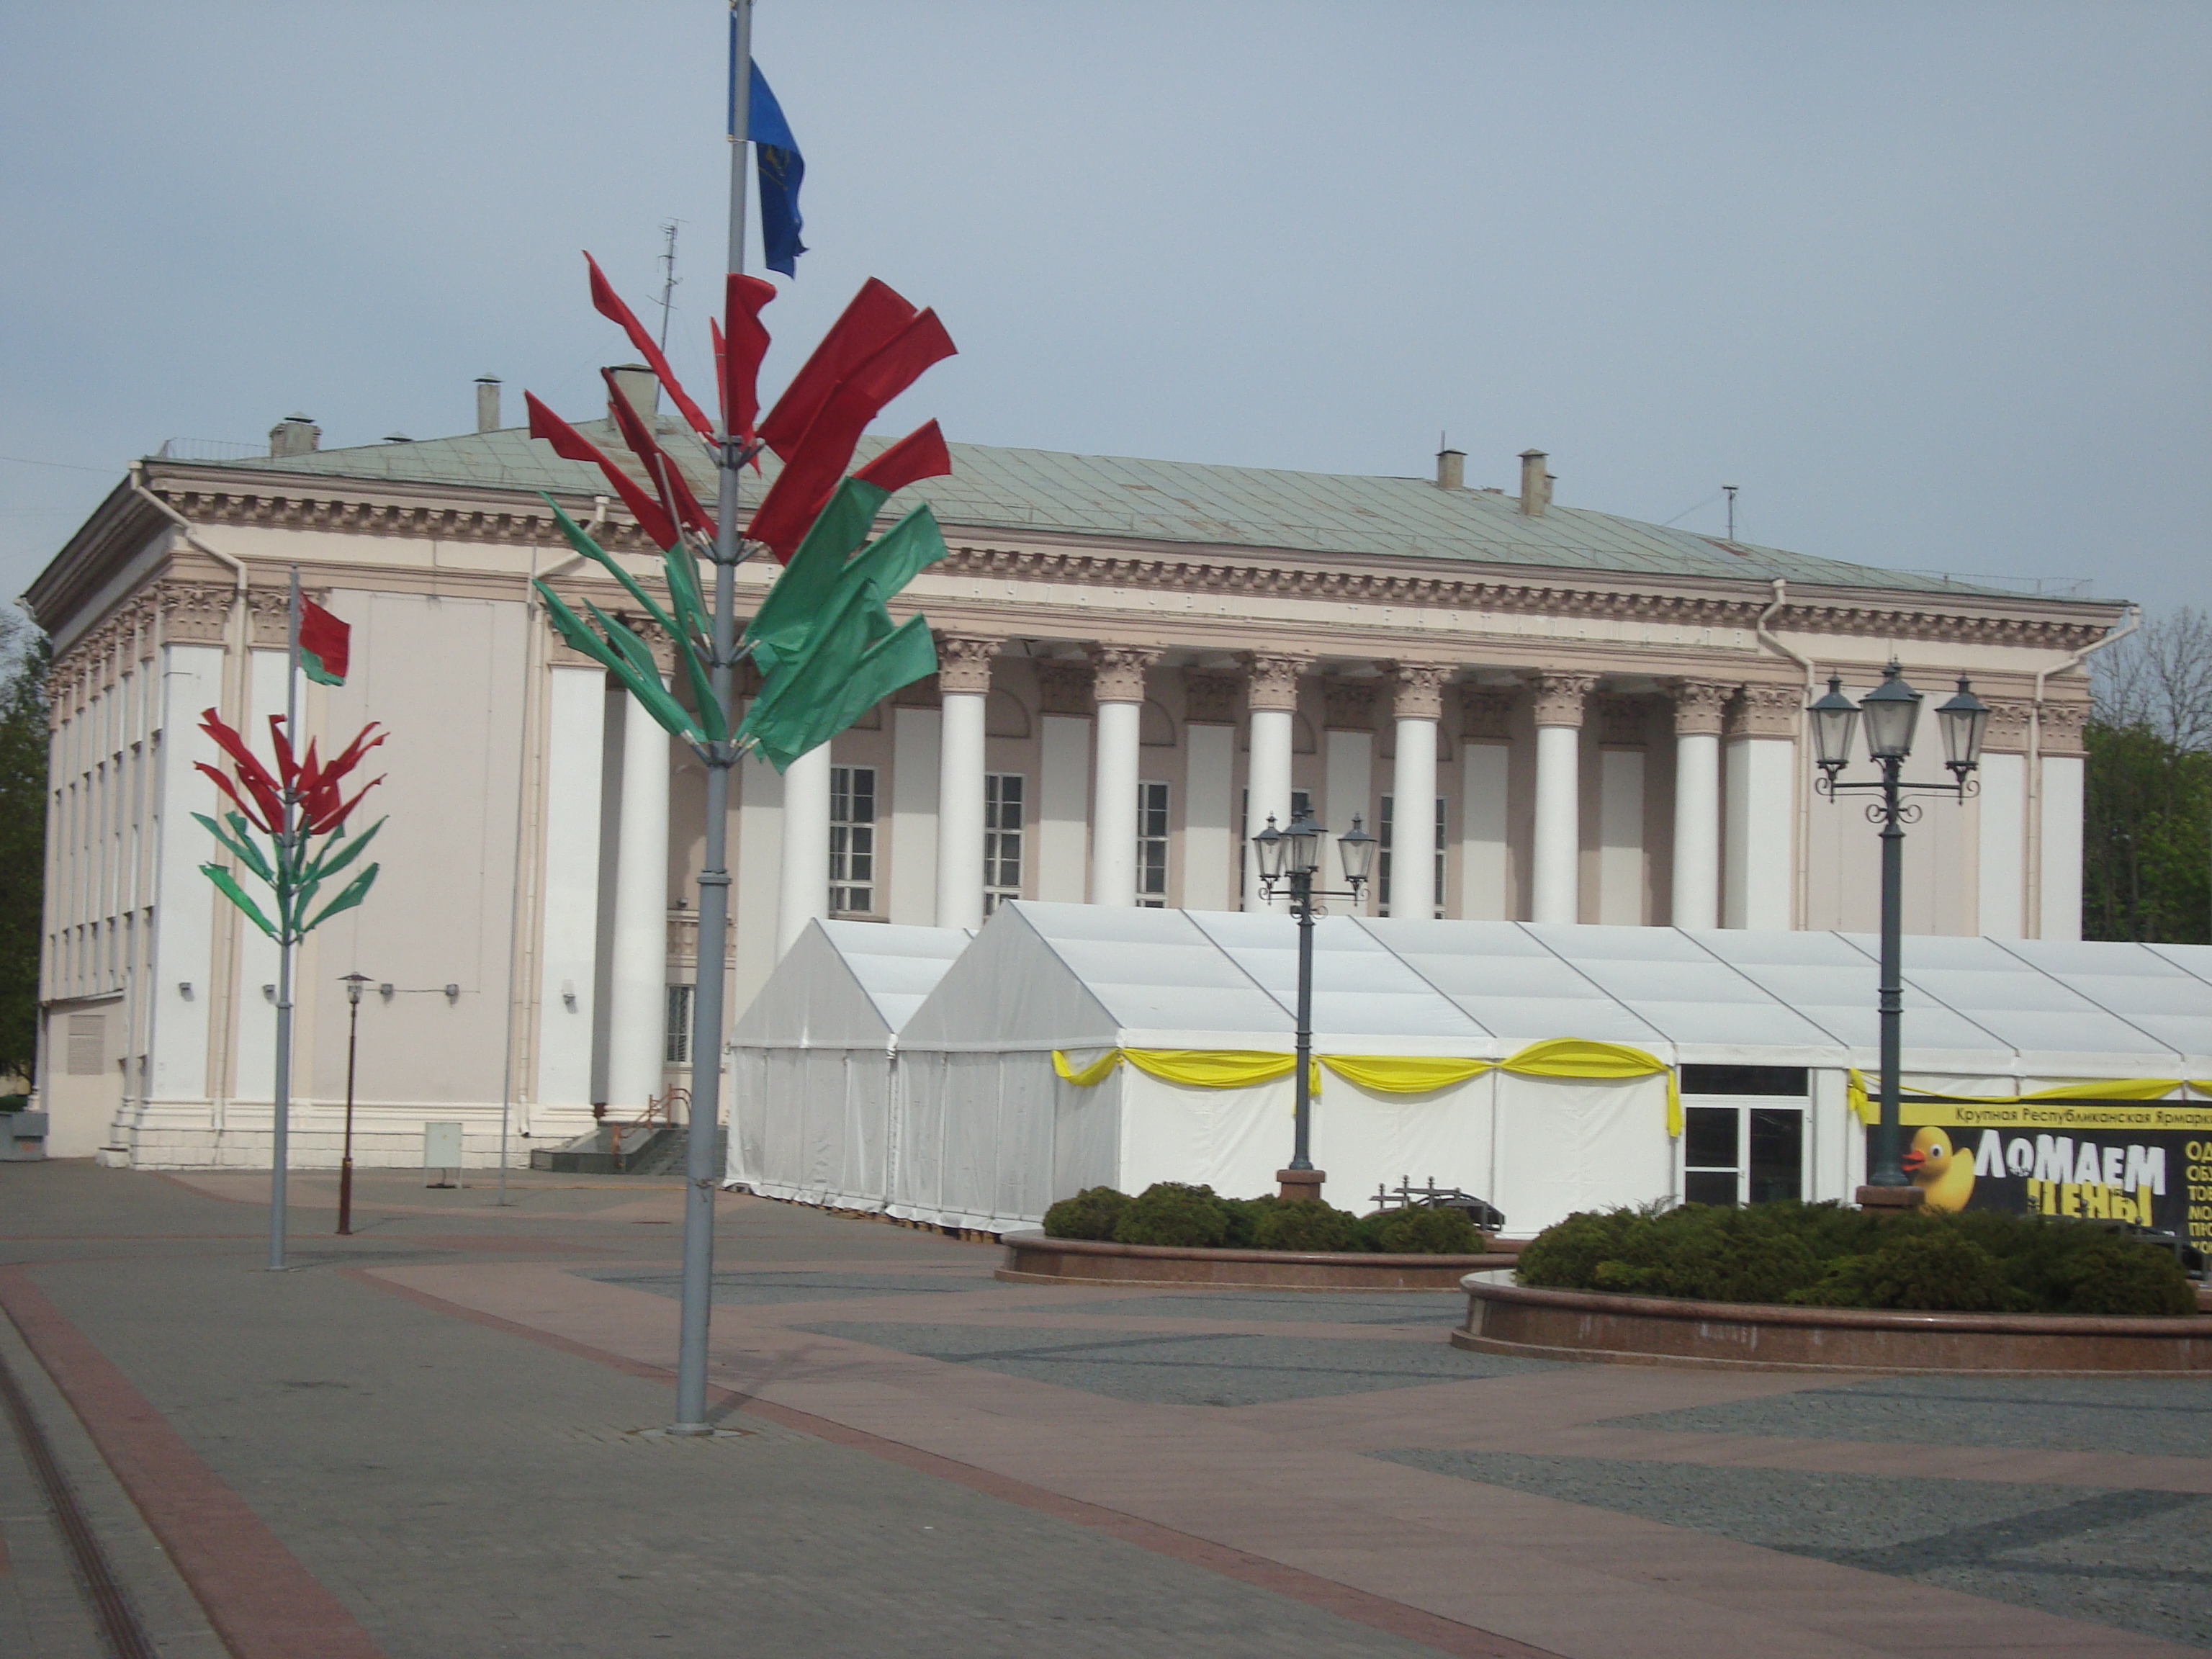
23,390,2122,1166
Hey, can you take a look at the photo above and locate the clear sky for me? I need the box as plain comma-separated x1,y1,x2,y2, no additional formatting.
2,1,2206,622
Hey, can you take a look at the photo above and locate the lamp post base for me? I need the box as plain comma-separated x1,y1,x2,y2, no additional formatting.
1277,1168,1326,1204
1855,1184,1925,1211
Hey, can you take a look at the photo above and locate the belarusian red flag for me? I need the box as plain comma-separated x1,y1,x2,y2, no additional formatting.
300,597,350,686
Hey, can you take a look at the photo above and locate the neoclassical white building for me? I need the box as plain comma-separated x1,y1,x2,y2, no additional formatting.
24,379,2122,1165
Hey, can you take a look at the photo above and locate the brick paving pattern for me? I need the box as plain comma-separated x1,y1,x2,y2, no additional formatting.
1,1159,2206,1657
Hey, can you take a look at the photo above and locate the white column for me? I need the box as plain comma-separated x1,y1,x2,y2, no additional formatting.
1088,648,1156,907
2036,709,2086,940
1668,680,1729,930
607,685,670,1112
147,642,225,1108
536,665,606,1108
887,703,942,923
1529,673,1593,925
1244,655,1302,910
934,636,996,931
776,742,830,956
1390,665,1449,920
1722,685,1799,931
1976,733,2026,939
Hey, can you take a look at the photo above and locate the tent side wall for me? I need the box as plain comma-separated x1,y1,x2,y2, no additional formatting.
730,1045,894,1209
889,1049,1071,1231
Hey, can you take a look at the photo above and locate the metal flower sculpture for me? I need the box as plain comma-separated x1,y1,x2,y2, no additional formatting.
194,709,386,943
525,264,958,772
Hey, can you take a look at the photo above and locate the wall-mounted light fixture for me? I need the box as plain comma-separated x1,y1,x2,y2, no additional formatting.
262,984,276,1003
379,983,395,1001
561,979,578,1010
179,982,193,999
444,984,460,1003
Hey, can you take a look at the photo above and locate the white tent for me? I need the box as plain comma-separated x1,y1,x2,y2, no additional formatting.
738,902,2212,1238
726,920,968,1208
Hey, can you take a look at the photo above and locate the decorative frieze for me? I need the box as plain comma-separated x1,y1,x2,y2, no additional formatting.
1088,644,1159,704
1727,683,1803,739
935,633,999,696
2037,699,2090,758
1529,672,1597,729
1321,678,1377,731
1668,678,1734,738
1976,698,2032,752
1035,660,1095,717
1460,686,1518,742
1390,662,1455,724
1183,671,1240,725
1596,692,1658,747
1244,653,1305,714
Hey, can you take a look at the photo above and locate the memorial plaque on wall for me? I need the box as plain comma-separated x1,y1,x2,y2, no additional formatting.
1863,1097,2212,1259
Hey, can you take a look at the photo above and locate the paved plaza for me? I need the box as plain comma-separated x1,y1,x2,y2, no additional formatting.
0,1161,2206,1658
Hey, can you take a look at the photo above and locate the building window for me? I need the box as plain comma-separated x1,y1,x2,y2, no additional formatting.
984,773,1024,915
1377,795,1446,917
1137,781,1170,906
664,984,693,1066
829,765,876,914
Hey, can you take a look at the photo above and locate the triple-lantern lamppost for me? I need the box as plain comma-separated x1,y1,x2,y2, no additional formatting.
1251,811,1377,1197
1808,662,1989,1196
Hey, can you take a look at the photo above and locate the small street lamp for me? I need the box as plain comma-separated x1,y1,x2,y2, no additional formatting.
336,972,372,1236
1251,811,1375,1200
1810,664,1986,1197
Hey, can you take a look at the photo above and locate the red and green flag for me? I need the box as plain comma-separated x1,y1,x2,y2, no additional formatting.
299,597,351,687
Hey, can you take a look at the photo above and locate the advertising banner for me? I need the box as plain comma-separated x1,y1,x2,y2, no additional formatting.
1866,1098,2212,1259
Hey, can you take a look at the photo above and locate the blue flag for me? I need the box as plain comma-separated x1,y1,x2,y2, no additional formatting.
729,39,806,277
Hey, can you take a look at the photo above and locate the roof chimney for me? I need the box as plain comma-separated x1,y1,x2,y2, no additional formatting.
1518,449,1552,517
475,375,502,433
606,364,659,426
269,413,320,458
1435,441,1466,490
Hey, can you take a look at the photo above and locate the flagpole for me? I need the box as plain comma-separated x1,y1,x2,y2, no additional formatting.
669,0,753,1432
270,566,301,1271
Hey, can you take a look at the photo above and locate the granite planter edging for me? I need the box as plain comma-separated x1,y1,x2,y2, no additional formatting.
997,1231,1513,1291
1453,1278,2212,1374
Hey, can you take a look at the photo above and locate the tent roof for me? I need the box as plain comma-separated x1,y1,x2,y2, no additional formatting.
730,920,969,1048
899,904,2212,1078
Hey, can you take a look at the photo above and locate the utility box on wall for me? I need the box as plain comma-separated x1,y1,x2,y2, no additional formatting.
1,1111,49,1161
422,1121,464,1170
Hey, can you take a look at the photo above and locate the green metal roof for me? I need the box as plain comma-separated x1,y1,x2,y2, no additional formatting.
222,420,2016,598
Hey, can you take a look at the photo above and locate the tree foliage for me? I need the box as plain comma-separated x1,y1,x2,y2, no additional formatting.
2086,608,2212,943
0,613,50,1082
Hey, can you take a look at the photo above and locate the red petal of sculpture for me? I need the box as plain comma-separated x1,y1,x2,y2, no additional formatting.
526,392,680,551
601,368,713,536
723,273,777,446
755,277,917,459
585,251,716,442
855,420,953,495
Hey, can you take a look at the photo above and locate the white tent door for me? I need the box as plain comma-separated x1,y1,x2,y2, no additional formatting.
895,1051,1059,1230
1309,1076,1494,1218
1493,1074,1674,1238
1118,1070,1288,1201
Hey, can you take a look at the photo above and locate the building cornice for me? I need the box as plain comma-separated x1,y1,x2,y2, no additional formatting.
30,462,2126,664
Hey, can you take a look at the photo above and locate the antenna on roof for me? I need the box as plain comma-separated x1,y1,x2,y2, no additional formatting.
655,219,683,352
1724,485,1738,542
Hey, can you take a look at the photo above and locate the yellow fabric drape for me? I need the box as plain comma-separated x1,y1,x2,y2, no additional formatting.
1844,1069,2186,1125
1316,1055,1492,1094
1051,1038,1681,1133
1499,1038,1681,1137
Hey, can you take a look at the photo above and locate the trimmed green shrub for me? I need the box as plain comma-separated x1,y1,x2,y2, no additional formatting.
1251,1198,1364,1253
1519,1199,2197,1316
1789,1230,2023,1312
1367,1205,1483,1256
1112,1182,1232,1249
1219,1195,1282,1249
1043,1186,1132,1241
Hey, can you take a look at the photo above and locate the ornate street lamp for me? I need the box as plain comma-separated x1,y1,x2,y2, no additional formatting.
336,972,372,1236
1811,663,1986,1198
1251,812,1374,1200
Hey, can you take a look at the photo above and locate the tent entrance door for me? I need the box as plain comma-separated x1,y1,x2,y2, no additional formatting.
1681,1097,1807,1207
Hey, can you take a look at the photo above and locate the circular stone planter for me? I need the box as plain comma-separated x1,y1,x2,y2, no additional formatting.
1452,1279,2212,1374
997,1231,1514,1291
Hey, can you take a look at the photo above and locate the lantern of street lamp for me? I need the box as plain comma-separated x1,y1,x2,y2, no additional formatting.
1251,815,1287,884
1935,677,1989,780
1808,675,1861,778
1282,811,1323,878
1336,814,1378,888
1860,662,1923,761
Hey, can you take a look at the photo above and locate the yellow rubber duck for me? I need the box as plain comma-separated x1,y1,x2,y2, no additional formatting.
1899,1126,1975,1213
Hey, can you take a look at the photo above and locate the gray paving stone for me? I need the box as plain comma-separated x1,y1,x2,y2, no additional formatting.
1372,1448,2212,1650
1605,1374,2212,1460
797,1320,1558,1405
